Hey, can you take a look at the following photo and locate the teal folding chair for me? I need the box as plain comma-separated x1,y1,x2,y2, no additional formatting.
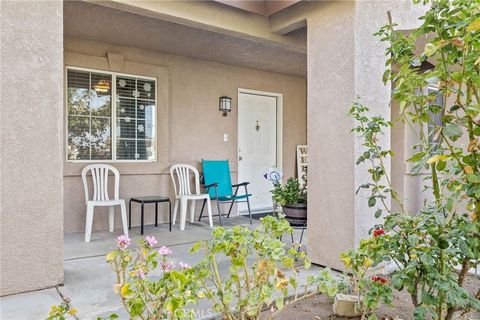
199,160,253,225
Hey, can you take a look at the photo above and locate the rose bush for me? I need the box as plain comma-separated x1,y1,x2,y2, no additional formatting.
346,0,480,319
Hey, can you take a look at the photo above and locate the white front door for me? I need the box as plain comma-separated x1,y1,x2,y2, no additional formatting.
238,91,278,213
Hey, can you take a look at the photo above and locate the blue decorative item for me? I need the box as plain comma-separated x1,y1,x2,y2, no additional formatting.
264,167,283,186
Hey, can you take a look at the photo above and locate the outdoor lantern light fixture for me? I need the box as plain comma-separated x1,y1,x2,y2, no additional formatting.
219,96,232,116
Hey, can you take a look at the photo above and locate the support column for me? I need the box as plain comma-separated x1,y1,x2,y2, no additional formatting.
306,2,356,271
1,1,64,295
306,0,427,270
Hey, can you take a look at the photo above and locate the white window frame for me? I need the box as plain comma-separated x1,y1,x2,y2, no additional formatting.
65,66,157,163
425,78,443,150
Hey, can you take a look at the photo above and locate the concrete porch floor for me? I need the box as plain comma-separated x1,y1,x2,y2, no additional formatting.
1,215,316,319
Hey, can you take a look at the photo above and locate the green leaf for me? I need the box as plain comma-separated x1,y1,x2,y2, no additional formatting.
382,69,391,84
437,236,449,249
374,209,382,218
421,291,436,305
450,104,461,112
129,299,143,316
368,197,377,207
275,296,285,310
443,124,463,141
466,174,480,183
436,160,446,171
399,100,407,114
356,156,366,165
414,306,427,320
304,257,312,270
289,277,297,288
190,241,202,253
467,18,480,32
423,43,438,57
391,273,404,290
408,151,426,163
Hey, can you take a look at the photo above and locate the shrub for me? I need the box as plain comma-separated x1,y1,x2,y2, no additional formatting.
346,0,480,319
271,177,307,206
307,268,349,300
190,216,311,320
105,236,203,319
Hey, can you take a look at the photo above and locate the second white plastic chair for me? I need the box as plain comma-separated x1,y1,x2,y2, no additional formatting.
170,164,213,230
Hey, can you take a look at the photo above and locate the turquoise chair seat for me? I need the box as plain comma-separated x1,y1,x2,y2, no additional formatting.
218,194,252,202
199,160,253,225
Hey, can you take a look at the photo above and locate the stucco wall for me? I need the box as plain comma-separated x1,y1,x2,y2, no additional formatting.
1,1,64,295
306,2,356,271
63,37,306,233
353,0,428,243
306,0,427,270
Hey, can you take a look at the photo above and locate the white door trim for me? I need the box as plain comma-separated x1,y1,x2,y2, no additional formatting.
237,88,283,208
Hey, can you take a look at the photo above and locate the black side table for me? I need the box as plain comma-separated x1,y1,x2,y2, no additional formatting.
129,196,172,235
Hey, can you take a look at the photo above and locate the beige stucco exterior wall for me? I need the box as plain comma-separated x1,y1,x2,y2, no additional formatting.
63,37,306,233
306,2,356,271
391,88,465,216
0,1,64,295
306,0,427,270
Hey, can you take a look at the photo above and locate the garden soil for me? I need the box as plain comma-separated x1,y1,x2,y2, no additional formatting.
265,275,479,320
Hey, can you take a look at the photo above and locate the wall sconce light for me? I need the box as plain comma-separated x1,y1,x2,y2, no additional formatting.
219,96,232,116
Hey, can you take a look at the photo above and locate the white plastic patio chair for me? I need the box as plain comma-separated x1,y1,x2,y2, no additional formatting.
170,164,213,231
81,164,129,242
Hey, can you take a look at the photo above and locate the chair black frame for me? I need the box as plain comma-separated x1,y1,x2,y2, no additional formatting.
198,181,253,225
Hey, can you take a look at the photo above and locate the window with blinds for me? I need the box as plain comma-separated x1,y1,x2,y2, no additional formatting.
66,68,156,161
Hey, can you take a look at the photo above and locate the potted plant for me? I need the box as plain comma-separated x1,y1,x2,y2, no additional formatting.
272,176,307,224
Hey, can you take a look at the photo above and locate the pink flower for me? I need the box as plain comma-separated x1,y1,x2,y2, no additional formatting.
179,261,191,269
161,262,175,272
135,269,145,279
116,235,131,250
145,235,157,247
158,246,172,256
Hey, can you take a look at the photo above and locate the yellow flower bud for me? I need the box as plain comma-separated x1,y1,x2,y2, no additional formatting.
341,256,352,268
363,258,373,268
105,251,115,262
120,284,130,298
275,278,289,289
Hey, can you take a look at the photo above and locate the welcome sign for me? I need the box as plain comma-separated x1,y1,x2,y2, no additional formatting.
296,145,308,187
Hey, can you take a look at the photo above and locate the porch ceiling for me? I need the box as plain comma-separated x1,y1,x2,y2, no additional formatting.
64,1,307,77
213,0,302,16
